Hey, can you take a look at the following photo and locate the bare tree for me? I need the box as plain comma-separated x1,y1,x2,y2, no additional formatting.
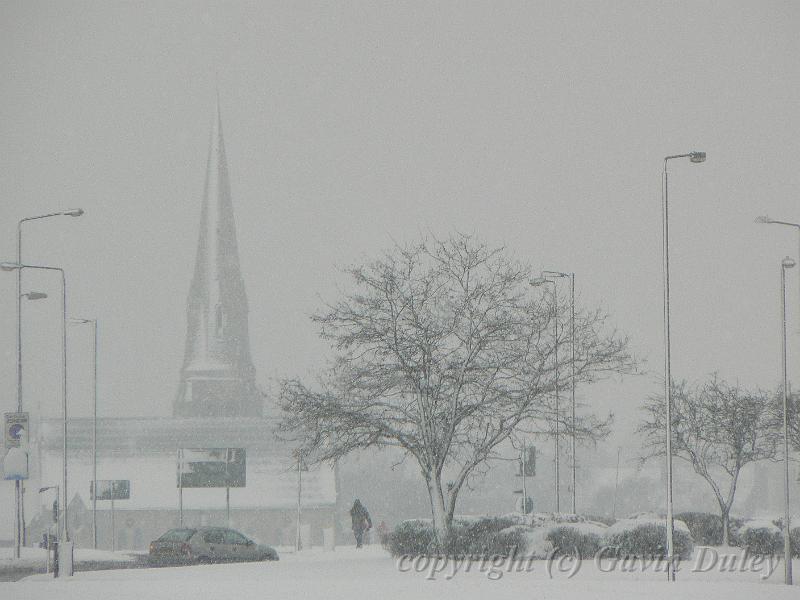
768,389,799,452
278,234,633,543
640,376,776,545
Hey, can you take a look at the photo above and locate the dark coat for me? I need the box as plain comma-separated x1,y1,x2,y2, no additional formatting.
350,500,372,532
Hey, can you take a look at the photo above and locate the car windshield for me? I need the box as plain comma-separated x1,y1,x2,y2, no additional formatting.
224,530,249,545
157,528,196,542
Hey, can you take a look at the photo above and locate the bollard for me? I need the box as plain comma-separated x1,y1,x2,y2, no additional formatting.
52,541,59,578
323,527,335,552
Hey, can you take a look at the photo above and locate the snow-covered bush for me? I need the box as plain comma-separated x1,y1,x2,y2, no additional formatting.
483,525,537,557
442,516,523,556
387,513,611,559
734,520,783,556
676,511,744,546
792,527,800,557
546,522,606,558
603,516,693,560
387,519,436,557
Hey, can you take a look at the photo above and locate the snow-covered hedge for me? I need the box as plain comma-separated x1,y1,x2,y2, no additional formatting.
602,516,693,560
443,515,523,556
387,519,436,557
387,513,607,558
546,522,607,558
734,520,783,556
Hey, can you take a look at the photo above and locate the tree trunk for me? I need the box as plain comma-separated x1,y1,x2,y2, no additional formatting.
721,509,730,547
424,471,451,548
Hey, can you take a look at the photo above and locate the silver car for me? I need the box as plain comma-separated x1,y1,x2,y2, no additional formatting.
149,527,279,564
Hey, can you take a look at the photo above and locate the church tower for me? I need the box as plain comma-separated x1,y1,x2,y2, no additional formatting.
174,100,263,418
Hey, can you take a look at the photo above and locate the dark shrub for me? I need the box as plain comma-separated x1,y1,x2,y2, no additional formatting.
604,521,693,560
483,525,533,558
546,526,603,559
388,516,524,557
676,512,745,546
443,516,521,556
735,523,783,556
675,512,723,546
791,527,800,557
387,520,436,557
769,520,800,557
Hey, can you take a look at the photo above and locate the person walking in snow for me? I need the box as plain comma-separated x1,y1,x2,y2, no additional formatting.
350,499,372,548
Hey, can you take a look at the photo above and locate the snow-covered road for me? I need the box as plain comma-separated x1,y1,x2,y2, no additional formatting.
4,546,800,600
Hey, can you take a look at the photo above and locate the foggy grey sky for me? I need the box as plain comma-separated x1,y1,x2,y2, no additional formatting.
1,1,799,464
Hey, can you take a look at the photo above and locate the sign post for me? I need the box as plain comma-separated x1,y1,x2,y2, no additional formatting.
5,412,29,560
178,448,246,526
515,442,535,515
177,450,183,527
91,480,129,551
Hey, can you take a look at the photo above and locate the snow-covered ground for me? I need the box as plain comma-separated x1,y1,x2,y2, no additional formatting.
3,545,799,600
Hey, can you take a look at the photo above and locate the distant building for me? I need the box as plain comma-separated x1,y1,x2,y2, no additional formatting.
32,101,337,550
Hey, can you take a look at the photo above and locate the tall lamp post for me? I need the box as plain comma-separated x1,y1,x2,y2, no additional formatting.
68,317,97,549
531,275,561,512
542,270,577,514
662,151,706,582
2,261,70,574
15,209,83,555
780,256,795,586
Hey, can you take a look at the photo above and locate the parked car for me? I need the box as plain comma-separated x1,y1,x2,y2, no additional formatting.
149,527,279,564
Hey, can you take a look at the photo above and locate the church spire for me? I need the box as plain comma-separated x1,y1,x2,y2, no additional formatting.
174,98,262,418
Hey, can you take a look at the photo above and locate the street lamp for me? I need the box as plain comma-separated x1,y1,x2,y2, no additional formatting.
1,261,70,575
543,270,577,514
15,209,83,555
16,210,83,410
780,256,795,586
662,151,706,582
67,317,98,549
531,275,561,512
756,215,800,322
22,291,48,300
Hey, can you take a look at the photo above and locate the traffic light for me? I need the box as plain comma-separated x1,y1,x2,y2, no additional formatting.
52,499,58,523
518,446,536,477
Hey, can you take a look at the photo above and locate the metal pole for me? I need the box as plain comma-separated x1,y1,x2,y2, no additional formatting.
61,270,68,545
612,447,621,520
296,456,302,551
15,223,22,560
16,222,22,412
92,320,98,549
178,449,183,527
553,282,559,513
662,160,676,581
111,497,115,552
570,273,576,514
781,261,793,585
14,482,20,559
226,486,230,528
521,439,527,514
54,484,60,578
